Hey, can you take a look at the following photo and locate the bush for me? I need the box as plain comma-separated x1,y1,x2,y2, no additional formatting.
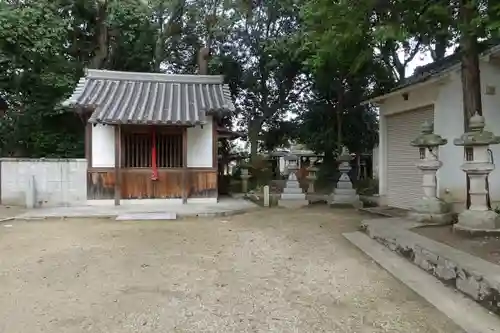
231,156,275,192
247,156,274,190
356,178,379,196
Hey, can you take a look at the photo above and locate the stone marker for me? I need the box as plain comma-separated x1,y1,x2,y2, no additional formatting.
408,120,452,224
453,112,500,232
330,146,361,208
278,154,308,208
25,175,35,209
263,185,270,207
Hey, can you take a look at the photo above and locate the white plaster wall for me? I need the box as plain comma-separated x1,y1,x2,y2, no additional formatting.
92,124,115,167
434,61,500,208
378,115,387,197
480,61,500,205
434,71,466,206
372,145,379,179
380,83,440,116
1,158,87,207
187,116,213,167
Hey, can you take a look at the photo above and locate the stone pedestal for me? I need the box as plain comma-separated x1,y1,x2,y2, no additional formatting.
408,120,452,224
330,147,361,207
278,155,308,208
453,113,500,232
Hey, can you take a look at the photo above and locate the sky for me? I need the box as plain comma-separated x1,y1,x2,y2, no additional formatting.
404,49,435,77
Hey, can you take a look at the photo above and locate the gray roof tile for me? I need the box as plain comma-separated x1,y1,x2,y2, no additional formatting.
63,69,235,125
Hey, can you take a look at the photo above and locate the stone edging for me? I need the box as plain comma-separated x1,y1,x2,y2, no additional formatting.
0,158,86,162
14,207,256,221
362,218,500,316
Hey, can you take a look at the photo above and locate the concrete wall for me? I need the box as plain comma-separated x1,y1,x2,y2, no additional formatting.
378,59,500,210
1,158,87,207
92,124,115,167
187,116,213,167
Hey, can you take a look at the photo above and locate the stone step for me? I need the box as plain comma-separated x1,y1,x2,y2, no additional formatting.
282,188,304,194
116,212,177,221
280,193,307,200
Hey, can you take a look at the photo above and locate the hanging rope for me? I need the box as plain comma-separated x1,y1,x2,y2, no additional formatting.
151,127,158,181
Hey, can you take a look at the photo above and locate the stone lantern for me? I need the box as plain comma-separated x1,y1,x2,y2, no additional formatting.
330,146,361,207
408,120,451,224
284,154,298,176
278,154,308,208
306,158,318,194
240,164,251,193
453,112,500,231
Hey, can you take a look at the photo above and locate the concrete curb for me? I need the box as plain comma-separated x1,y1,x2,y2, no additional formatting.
344,231,500,333
360,218,500,317
13,207,256,221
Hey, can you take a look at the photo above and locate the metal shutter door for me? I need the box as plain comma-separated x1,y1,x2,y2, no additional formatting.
386,106,434,209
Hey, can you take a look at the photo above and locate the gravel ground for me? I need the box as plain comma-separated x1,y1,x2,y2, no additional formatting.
0,207,463,333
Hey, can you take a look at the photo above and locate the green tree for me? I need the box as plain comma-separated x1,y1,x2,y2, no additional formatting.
224,0,306,161
0,0,162,157
300,0,395,158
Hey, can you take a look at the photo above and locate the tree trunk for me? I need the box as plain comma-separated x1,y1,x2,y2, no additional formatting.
249,120,261,162
459,0,484,209
460,0,482,124
431,34,448,61
153,2,165,72
336,88,344,154
90,0,109,69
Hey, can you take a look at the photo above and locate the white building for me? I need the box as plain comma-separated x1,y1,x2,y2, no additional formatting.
367,44,500,212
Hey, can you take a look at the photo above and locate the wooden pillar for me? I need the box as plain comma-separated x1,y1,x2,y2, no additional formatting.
85,123,92,169
114,125,121,206
212,119,218,202
182,127,188,203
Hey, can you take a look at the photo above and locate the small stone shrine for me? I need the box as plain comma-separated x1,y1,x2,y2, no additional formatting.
278,154,309,208
330,146,361,207
453,112,500,232
408,120,452,224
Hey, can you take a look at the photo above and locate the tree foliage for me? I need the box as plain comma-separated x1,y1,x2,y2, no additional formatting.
4,0,496,162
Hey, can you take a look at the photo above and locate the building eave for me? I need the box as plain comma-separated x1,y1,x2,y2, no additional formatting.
361,68,456,106
61,69,235,125
362,43,500,106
